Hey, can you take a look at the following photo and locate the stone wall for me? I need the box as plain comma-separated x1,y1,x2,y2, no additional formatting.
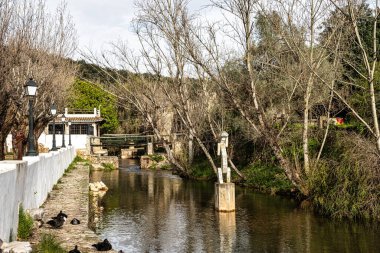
0,147,75,242
83,155,119,170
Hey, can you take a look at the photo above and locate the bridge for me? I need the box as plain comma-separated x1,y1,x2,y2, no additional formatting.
89,133,183,156
90,134,155,148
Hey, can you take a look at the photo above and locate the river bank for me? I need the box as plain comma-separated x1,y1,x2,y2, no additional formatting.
29,162,117,252
92,161,380,252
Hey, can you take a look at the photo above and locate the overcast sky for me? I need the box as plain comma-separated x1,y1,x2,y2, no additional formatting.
45,0,215,59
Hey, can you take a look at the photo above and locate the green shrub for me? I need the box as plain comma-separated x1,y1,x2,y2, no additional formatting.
101,162,116,171
149,154,165,162
308,133,380,220
189,159,216,180
18,206,34,239
309,161,379,220
241,163,294,194
35,234,66,253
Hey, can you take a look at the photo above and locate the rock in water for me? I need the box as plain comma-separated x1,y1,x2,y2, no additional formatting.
92,239,112,251
68,245,81,253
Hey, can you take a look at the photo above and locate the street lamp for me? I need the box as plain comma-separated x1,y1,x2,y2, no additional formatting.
50,104,57,151
25,78,38,156
68,120,72,146
61,114,66,148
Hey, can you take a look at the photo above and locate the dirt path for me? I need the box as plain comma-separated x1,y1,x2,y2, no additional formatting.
30,164,117,253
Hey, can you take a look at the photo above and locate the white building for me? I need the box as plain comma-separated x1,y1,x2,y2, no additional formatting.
38,108,103,149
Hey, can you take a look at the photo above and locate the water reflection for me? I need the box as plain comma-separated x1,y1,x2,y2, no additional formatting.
91,159,380,253
218,212,236,253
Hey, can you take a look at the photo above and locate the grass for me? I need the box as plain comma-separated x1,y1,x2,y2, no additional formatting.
240,163,294,194
65,156,89,173
308,160,379,220
149,154,165,162
18,205,34,240
35,234,66,253
101,162,116,171
189,159,216,180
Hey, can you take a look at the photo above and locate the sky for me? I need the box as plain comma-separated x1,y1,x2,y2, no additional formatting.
45,0,215,59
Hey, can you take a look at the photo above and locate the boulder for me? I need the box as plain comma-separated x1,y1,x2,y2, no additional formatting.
26,208,44,220
1,241,32,253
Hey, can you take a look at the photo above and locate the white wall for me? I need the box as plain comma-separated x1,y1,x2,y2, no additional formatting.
0,147,75,242
5,134,13,152
38,133,89,149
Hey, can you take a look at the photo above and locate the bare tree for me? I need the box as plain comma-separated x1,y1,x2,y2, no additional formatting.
0,0,76,159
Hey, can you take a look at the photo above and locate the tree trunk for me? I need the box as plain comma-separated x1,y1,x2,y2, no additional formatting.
0,134,6,160
188,133,194,165
11,129,26,160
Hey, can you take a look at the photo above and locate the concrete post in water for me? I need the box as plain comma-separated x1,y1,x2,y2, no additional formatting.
147,143,153,155
215,131,235,212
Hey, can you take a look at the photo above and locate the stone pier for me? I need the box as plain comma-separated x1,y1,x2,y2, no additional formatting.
30,164,116,252
215,183,235,212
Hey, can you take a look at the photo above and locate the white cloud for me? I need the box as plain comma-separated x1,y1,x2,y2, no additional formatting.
45,0,222,60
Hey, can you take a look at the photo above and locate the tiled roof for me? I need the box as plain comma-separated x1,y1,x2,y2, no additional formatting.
56,116,104,123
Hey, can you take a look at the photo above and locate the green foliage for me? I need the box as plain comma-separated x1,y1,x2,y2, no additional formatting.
309,133,380,220
241,163,294,194
101,162,116,171
189,159,216,180
35,234,66,253
66,156,89,173
18,206,34,239
309,162,379,220
68,79,119,134
149,154,165,162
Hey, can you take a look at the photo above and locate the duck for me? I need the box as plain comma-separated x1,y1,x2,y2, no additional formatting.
70,218,80,225
46,215,66,228
92,239,112,251
52,210,68,219
68,245,81,253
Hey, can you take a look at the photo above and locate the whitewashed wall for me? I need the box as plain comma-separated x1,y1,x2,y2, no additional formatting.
0,147,75,242
38,133,89,149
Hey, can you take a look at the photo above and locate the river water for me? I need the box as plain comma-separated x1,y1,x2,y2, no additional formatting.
90,159,379,253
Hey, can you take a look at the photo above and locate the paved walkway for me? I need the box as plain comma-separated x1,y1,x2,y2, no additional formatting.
30,164,117,253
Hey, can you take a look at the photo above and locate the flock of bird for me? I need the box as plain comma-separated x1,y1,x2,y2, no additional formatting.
46,210,124,253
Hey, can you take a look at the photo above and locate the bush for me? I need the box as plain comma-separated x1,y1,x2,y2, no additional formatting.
101,162,116,171
241,163,294,194
18,206,34,239
35,234,66,253
189,158,216,180
149,154,165,162
309,134,380,220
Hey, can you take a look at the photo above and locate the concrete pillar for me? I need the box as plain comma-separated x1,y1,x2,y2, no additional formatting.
172,141,182,156
121,146,135,159
215,182,235,212
147,142,153,155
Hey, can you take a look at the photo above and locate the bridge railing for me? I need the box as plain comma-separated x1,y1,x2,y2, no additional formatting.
89,133,186,150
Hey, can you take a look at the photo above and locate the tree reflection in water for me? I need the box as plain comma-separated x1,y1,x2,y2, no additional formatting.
90,160,380,253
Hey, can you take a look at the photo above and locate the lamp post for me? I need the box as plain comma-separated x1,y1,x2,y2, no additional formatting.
61,114,66,148
50,104,57,151
25,78,38,156
68,120,72,146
